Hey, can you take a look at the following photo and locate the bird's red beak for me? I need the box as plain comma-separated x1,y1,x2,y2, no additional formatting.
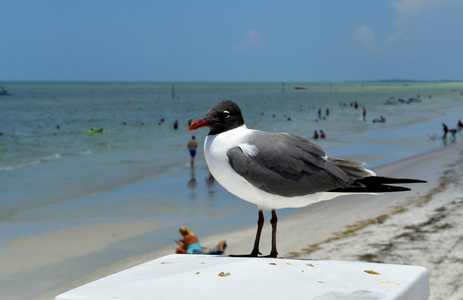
189,118,212,131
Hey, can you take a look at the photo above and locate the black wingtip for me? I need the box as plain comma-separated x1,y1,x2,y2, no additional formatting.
329,176,425,193
361,176,427,184
330,185,412,193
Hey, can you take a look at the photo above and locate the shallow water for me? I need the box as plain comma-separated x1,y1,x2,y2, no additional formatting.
1,81,463,221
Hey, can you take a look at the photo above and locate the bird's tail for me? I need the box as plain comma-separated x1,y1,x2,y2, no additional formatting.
329,176,427,193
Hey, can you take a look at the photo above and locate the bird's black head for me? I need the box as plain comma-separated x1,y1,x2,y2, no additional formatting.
189,100,245,135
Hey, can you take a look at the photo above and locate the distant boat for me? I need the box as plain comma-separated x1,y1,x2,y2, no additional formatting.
0,86,11,96
294,85,308,90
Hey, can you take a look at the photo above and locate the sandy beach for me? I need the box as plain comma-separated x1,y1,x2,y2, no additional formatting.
36,141,462,300
3,221,166,277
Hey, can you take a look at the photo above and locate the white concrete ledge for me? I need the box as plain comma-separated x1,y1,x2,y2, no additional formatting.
56,254,429,300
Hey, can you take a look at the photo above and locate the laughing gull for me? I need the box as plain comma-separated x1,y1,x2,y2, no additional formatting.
189,100,425,257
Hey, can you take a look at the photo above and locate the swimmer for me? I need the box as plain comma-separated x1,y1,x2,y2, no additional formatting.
188,135,198,166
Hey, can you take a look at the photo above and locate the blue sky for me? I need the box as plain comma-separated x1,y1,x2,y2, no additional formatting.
1,0,462,82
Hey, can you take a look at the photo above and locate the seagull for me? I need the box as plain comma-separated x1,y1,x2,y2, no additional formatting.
189,100,425,258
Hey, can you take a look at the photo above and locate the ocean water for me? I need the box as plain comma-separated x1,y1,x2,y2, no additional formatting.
1,82,462,219
1,81,463,297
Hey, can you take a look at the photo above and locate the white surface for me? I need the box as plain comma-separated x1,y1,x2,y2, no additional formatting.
56,254,429,300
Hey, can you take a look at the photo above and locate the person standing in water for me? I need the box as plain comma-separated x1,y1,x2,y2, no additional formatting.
188,136,198,166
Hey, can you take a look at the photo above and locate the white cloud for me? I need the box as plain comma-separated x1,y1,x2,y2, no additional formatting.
388,0,462,44
350,26,385,55
351,0,462,54
353,27,376,45
391,0,440,17
388,0,439,44
234,30,261,53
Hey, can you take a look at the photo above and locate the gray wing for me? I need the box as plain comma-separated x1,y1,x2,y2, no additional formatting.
227,132,356,197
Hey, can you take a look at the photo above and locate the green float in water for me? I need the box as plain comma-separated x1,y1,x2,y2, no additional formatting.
88,129,105,133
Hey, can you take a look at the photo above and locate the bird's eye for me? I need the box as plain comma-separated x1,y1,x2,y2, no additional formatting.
223,110,230,119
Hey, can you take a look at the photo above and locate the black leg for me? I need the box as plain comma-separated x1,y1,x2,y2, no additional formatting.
268,209,278,258
250,209,264,256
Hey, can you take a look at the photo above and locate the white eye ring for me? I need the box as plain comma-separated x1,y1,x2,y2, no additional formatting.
223,110,230,118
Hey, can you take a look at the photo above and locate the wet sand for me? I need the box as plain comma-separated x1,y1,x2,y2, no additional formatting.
2,222,165,278
45,142,463,300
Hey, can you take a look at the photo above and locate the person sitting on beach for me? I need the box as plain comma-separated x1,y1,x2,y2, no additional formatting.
320,130,326,139
175,226,227,255
201,239,227,255
175,226,202,254
373,116,386,123
312,130,319,139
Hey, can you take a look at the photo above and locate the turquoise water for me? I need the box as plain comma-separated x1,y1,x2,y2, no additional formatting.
1,81,463,298
1,81,462,219
1,81,463,220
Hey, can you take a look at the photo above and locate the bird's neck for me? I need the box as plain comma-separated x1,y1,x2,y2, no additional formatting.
208,124,247,136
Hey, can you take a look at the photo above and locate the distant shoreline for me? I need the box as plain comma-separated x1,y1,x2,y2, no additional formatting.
2,79,463,84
